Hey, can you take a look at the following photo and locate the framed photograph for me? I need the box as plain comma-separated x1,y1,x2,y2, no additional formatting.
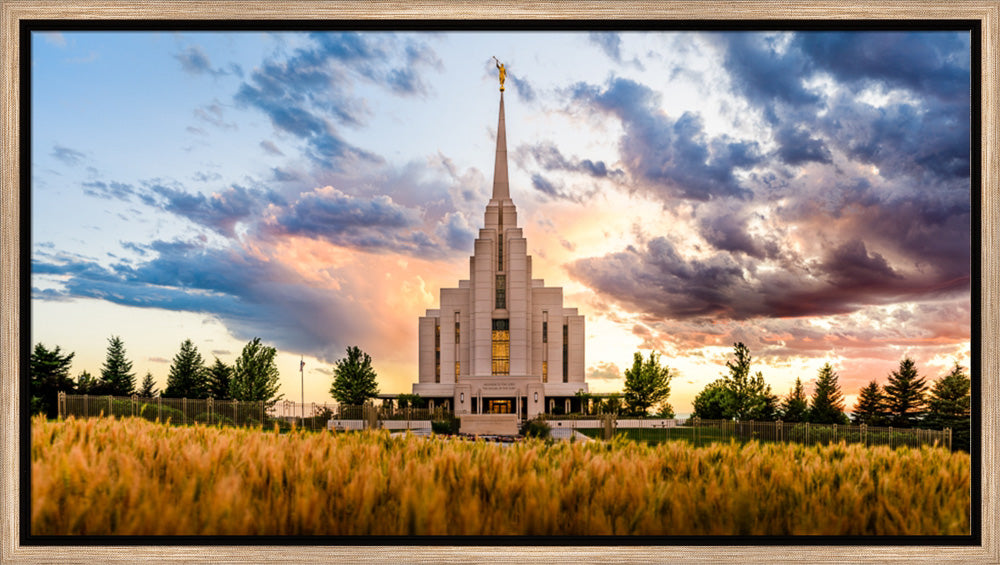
3,2,996,563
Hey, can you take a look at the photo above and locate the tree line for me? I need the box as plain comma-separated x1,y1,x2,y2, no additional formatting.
685,343,970,451
30,336,284,418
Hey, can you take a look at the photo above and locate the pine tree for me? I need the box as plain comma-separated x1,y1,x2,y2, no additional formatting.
330,346,380,406
138,371,158,398
164,339,207,398
622,351,675,416
100,335,135,396
30,343,75,418
808,363,849,424
230,337,283,407
75,370,99,394
206,357,233,400
883,357,928,428
852,380,887,426
925,363,971,451
780,377,809,422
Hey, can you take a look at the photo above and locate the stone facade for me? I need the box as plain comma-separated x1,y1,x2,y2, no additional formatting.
413,91,587,420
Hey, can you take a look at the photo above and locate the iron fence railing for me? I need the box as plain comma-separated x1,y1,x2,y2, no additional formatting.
58,392,265,428
545,415,952,450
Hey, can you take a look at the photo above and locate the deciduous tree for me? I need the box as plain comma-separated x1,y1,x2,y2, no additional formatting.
622,351,675,416
330,346,379,406
692,379,732,420
230,337,283,408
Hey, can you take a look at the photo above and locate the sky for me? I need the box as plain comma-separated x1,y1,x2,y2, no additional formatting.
30,29,973,414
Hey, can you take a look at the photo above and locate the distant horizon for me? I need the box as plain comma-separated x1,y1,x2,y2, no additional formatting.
30,29,973,414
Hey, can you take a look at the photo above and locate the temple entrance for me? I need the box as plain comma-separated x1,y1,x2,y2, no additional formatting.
487,399,513,414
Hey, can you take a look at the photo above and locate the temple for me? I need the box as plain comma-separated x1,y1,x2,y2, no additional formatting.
412,83,587,421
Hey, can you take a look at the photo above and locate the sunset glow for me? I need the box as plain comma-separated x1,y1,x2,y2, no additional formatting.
30,30,972,413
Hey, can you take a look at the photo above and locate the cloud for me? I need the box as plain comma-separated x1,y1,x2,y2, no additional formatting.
435,212,475,252
572,77,761,201
589,32,623,62
32,239,370,359
586,361,621,382
194,102,237,130
41,32,66,47
568,233,968,323
175,46,231,77
517,142,625,181
268,186,435,255
51,145,86,166
260,140,284,156
82,180,136,201
233,32,439,170
146,183,283,237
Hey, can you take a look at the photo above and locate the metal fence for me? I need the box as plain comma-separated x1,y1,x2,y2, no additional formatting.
58,392,265,428
269,402,456,431
543,415,953,450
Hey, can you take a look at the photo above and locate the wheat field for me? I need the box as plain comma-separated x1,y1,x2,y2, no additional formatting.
31,416,970,536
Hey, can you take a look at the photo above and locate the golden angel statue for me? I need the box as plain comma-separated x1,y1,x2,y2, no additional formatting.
492,56,506,91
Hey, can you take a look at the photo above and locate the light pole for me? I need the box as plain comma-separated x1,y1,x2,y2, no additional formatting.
300,356,305,423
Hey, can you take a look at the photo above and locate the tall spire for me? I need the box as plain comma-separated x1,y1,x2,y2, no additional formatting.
491,91,509,201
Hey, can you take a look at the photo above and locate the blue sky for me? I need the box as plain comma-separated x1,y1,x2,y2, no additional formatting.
30,30,972,412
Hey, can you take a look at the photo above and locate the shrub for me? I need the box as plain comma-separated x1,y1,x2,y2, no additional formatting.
519,416,551,439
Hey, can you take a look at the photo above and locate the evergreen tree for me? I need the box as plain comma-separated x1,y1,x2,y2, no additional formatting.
164,339,207,398
206,357,233,400
100,335,136,396
692,379,732,420
138,371,158,398
780,377,809,423
75,370,99,394
925,363,971,452
883,357,928,428
330,346,380,406
30,343,75,418
852,380,888,426
622,351,675,416
808,363,849,424
230,337,283,407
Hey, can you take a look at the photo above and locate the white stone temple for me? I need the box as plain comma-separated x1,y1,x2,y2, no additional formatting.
412,83,587,421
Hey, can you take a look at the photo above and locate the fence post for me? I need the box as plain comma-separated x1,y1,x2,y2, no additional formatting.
157,395,162,422
182,397,187,425
806,422,810,445
57,391,66,420
889,426,893,449
84,394,88,418
946,427,952,451
131,394,138,418
107,395,113,418
861,424,867,447
208,397,214,424
234,399,239,426
777,420,782,443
